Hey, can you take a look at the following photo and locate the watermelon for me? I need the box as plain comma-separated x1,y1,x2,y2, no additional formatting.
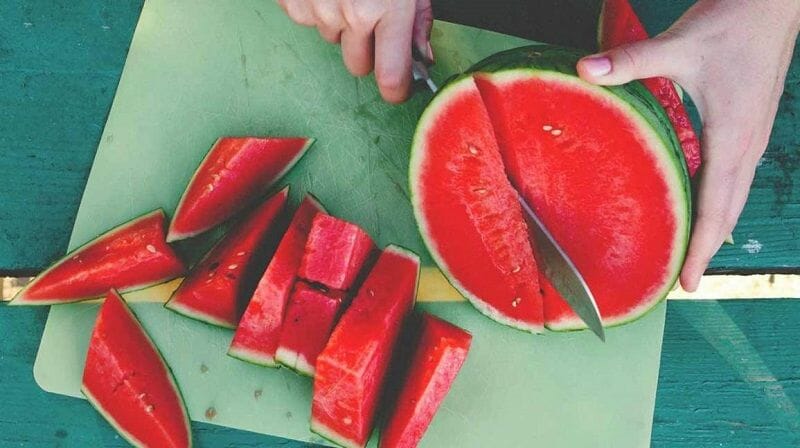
167,137,314,242
298,214,376,291
598,0,701,176
275,281,347,376
311,245,420,448
82,290,191,448
11,210,184,306
409,74,544,333
411,45,690,331
166,188,288,328
229,195,324,366
380,313,471,448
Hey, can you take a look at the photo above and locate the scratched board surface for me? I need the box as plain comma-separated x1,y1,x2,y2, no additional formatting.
34,1,667,446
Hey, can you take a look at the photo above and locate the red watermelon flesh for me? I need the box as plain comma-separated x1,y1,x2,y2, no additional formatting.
167,137,314,242
166,188,288,328
409,75,544,333
229,196,324,366
298,213,376,291
275,281,347,376
380,313,471,448
311,246,420,448
598,0,701,175
82,290,191,448
474,71,688,329
11,210,185,306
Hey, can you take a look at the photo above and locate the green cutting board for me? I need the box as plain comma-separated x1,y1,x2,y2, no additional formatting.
34,1,666,446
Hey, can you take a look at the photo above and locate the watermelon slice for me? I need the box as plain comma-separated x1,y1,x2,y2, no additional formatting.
380,313,471,448
598,0,701,176
167,137,314,242
82,290,191,448
311,245,420,448
166,188,288,328
229,195,325,366
409,74,544,333
298,214,376,291
275,281,347,376
11,210,185,306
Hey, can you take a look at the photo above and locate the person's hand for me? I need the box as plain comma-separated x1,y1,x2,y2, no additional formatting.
278,0,433,103
576,0,800,291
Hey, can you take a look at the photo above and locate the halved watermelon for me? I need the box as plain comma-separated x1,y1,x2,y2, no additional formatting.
229,195,324,366
311,245,420,448
82,290,191,448
11,210,185,306
598,0,701,176
165,188,288,328
380,313,471,448
167,137,314,242
275,281,347,376
298,214,376,291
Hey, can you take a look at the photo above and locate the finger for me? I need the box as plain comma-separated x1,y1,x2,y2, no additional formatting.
279,0,315,27
341,28,374,76
374,4,415,103
577,35,684,86
312,0,344,43
413,0,434,62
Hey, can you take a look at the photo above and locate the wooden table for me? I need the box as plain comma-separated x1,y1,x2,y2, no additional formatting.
1,1,798,446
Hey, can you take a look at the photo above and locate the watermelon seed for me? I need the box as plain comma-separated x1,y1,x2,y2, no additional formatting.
542,125,553,131
236,251,246,256
228,264,239,270
146,244,156,253
254,389,263,400
343,416,353,426
136,392,146,400
145,405,155,414
551,129,563,136
368,289,375,297
205,407,217,420
511,265,521,273
468,145,479,155
512,297,522,307
473,188,488,195
206,184,215,192
200,363,209,373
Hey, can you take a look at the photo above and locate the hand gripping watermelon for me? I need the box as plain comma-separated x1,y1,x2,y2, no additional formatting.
598,0,701,176
11,210,185,306
229,195,324,366
380,313,471,448
166,188,288,328
411,45,690,331
311,245,420,448
82,290,191,448
168,137,314,242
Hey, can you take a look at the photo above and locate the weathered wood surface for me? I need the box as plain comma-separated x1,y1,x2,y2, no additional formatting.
0,1,798,446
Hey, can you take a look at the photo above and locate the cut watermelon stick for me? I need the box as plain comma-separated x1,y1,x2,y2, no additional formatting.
380,313,471,448
229,195,325,366
82,290,192,448
311,246,420,448
299,213,376,291
275,281,347,376
11,210,185,306
166,188,288,328
167,137,314,242
598,0,701,175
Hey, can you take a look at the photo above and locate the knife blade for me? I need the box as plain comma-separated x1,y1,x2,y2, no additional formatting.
516,192,606,341
412,54,438,93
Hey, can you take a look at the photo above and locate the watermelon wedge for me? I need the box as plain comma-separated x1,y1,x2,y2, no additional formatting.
167,137,314,242
311,245,420,448
229,195,324,366
409,74,544,333
411,45,690,331
380,313,471,448
298,214,376,291
166,188,288,328
275,281,347,376
11,210,185,306
598,0,701,176
82,290,191,448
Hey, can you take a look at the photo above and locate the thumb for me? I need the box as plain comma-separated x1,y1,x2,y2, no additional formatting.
577,36,683,86
413,0,434,63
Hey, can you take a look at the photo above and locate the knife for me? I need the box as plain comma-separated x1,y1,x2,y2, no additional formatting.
412,53,438,93
516,193,605,341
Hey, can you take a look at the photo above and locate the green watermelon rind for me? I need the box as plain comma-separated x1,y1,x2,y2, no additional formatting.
167,137,316,242
411,44,691,333
471,45,691,330
10,209,185,306
81,291,192,448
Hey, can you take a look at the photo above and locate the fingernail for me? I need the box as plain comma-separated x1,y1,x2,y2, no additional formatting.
425,41,435,63
582,56,611,77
